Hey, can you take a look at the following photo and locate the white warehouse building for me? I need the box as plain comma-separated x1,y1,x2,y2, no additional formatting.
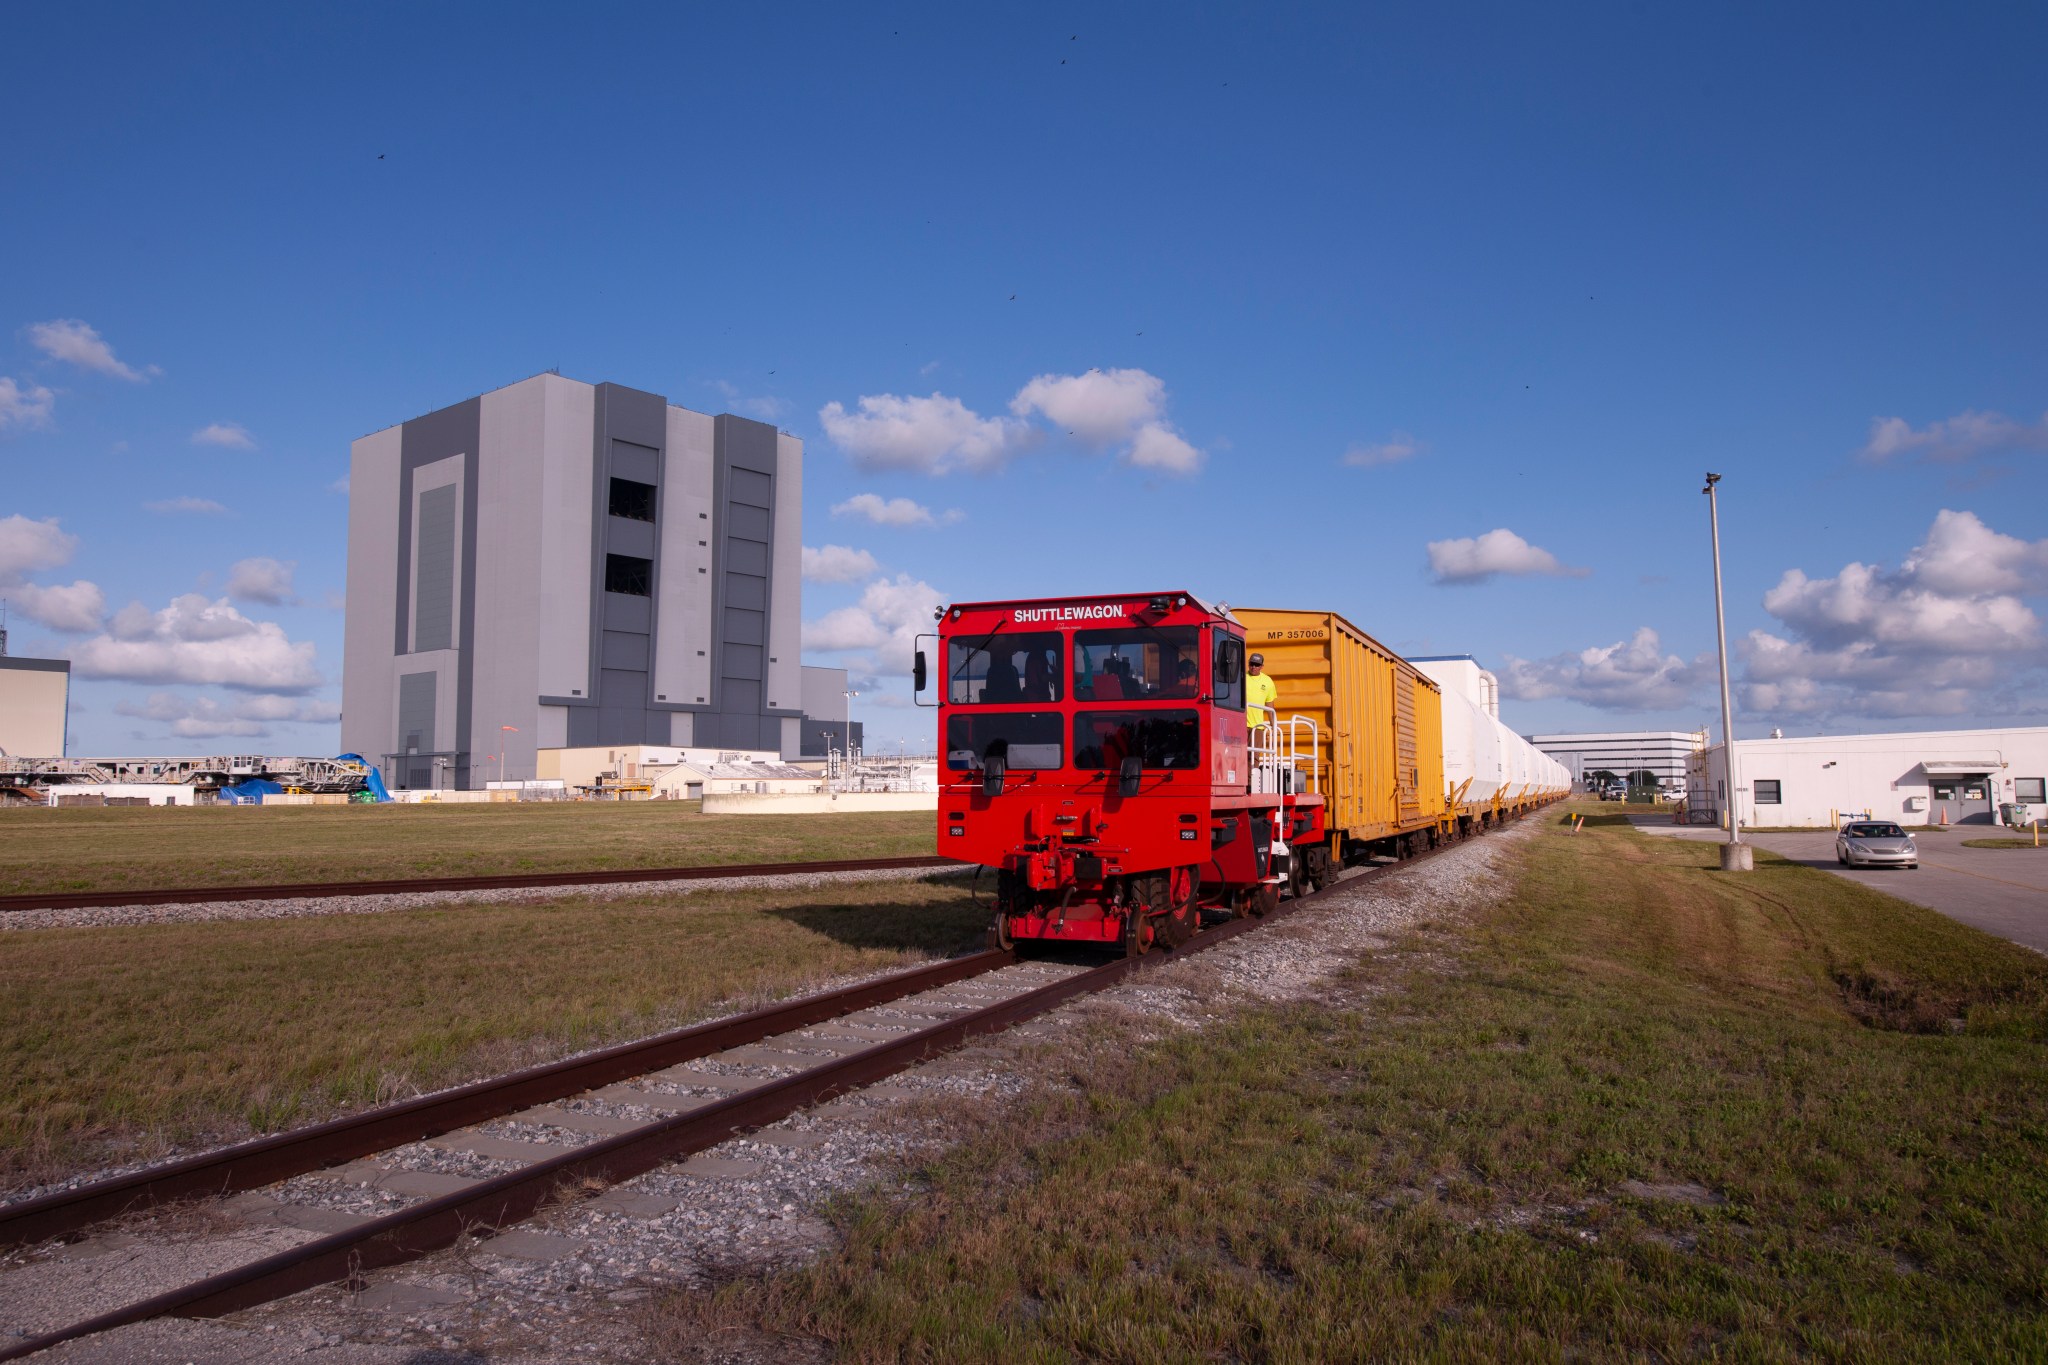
1695,726,2048,829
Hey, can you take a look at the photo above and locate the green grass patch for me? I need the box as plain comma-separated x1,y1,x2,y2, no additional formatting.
1962,837,2045,850
653,804,2048,1361
0,802,936,896
0,877,983,1190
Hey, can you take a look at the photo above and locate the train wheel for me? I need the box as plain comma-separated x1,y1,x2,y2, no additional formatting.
1160,867,1198,945
987,909,1016,953
1123,905,1151,957
1287,851,1308,900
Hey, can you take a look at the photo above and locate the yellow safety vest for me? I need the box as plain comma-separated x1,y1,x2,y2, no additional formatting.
1246,671,1277,728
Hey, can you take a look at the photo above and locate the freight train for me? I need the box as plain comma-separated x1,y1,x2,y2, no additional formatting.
919,591,1569,955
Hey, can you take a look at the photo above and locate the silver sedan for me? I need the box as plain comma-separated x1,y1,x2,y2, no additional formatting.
1836,821,1919,869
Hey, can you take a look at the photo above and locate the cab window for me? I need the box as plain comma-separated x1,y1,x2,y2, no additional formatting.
1072,710,1201,770
1072,627,1201,702
947,632,1063,705
945,712,1063,770
1212,634,1245,710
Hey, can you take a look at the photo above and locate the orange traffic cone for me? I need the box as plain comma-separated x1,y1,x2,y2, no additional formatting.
1938,805,1948,827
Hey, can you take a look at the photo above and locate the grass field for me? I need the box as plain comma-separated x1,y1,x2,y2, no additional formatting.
0,802,937,896
1962,836,2044,849
0,876,983,1192
655,806,2048,1361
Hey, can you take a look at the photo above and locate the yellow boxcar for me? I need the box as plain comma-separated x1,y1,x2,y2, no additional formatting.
1237,607,1446,857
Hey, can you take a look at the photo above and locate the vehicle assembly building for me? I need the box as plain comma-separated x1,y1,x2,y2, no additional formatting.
342,374,805,791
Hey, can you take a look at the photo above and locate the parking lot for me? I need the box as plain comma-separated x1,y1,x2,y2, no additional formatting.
1630,815,2048,954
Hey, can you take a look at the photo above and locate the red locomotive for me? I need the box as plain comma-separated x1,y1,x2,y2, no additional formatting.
919,591,1337,955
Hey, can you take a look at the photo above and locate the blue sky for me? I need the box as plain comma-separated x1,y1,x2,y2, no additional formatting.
4,2,2045,755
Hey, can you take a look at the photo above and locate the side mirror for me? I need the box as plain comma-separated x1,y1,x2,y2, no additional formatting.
982,751,1007,797
913,650,928,693
1119,754,1142,797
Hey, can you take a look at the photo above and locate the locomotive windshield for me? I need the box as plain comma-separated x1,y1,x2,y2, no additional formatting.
1073,710,1201,770
945,711,1063,770
948,632,1063,705
1072,627,1202,702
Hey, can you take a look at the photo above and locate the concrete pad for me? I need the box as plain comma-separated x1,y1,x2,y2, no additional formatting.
423,1132,566,1164
223,1192,373,1235
707,1046,814,1067
326,1163,483,1199
479,1228,585,1262
587,1188,680,1217
583,1082,699,1108
749,1129,831,1150
648,1067,776,1091
512,1103,648,1135
775,1034,876,1055
351,1279,471,1311
677,1155,763,1179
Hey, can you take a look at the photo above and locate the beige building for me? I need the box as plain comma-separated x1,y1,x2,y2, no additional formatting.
0,657,69,757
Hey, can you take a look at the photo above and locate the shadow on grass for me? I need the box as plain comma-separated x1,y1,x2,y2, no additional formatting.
766,883,988,957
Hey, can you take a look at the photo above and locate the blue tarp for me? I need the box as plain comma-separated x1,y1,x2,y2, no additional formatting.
219,778,284,805
336,753,392,802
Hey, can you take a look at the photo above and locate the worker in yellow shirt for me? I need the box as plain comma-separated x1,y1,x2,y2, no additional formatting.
1246,651,1277,734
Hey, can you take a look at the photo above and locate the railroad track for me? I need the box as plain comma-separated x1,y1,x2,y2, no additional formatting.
0,824,1512,1360
0,854,957,914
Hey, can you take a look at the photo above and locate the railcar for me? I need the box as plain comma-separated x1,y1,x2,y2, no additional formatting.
923,592,1333,955
923,592,1568,956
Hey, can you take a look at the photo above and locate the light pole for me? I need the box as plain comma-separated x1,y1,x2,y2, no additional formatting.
1704,473,1750,871
499,725,519,787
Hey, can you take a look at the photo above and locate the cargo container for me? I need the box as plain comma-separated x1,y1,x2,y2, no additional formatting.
1236,608,1445,857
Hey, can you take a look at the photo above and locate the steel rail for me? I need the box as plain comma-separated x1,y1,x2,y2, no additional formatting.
0,889,1317,1363
0,950,1007,1251
0,854,957,914
0,815,1543,1361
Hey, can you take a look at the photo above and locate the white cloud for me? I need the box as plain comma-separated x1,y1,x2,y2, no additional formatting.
831,493,963,528
709,380,788,423
26,319,156,381
225,556,297,606
819,393,1029,474
1011,367,1166,446
0,515,102,631
1738,509,2048,723
802,544,880,583
1343,433,1422,468
0,514,77,579
114,691,341,739
1127,423,1202,474
329,473,349,495
192,422,256,450
820,366,1202,477
145,496,229,516
1427,528,1588,584
1858,409,2048,465
1499,628,1707,711
70,594,322,691
802,574,944,678
0,377,56,432
8,580,106,633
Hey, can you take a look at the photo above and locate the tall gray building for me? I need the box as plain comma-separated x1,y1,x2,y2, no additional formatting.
342,373,802,790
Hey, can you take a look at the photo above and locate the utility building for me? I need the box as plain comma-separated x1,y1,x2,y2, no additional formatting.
0,656,69,758
342,374,801,791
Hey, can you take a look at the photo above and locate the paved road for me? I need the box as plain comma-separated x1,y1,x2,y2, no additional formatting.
1627,815,2048,954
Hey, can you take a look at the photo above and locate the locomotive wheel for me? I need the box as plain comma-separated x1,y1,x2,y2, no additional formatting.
1286,852,1308,901
1249,883,1278,918
1123,904,1151,957
987,909,1016,953
1164,866,1199,944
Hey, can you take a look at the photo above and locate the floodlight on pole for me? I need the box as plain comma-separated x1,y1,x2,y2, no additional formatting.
1703,473,1751,872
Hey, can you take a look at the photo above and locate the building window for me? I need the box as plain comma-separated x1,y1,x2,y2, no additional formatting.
2017,778,2045,804
605,553,652,596
1754,779,1782,805
608,477,656,522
